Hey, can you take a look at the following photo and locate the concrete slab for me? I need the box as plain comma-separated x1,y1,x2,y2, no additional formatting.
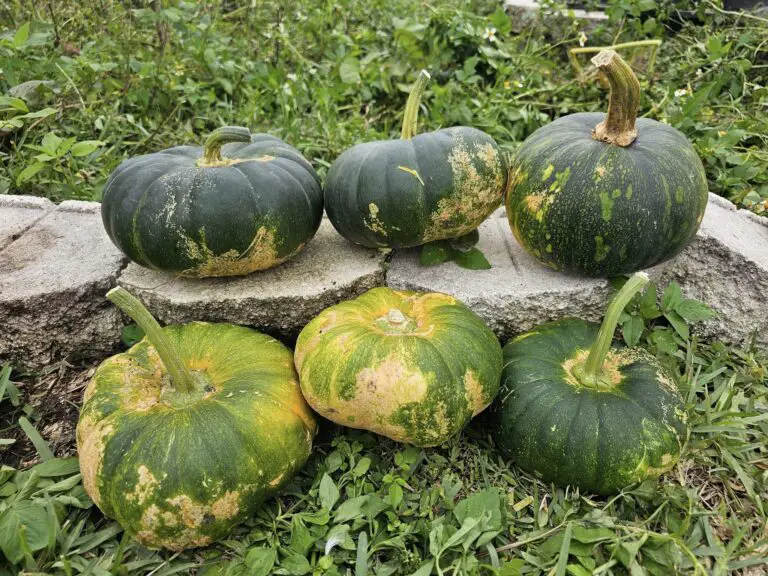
118,219,387,341
0,195,54,250
0,200,127,369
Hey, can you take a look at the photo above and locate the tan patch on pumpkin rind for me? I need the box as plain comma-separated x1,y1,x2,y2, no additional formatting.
562,349,624,389
183,226,301,277
365,203,388,236
463,370,488,416
210,490,240,520
422,136,504,242
335,355,429,439
166,495,207,528
130,465,159,505
76,416,114,507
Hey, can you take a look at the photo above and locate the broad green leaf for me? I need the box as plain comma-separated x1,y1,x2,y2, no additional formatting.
639,284,661,319
339,57,361,84
319,473,339,511
407,560,434,576
454,489,502,531
661,282,682,312
16,161,46,185
0,500,52,564
449,229,480,251
70,140,105,157
420,241,452,266
13,23,30,49
351,457,371,477
279,553,312,575
324,524,353,555
41,132,63,156
0,96,28,112
664,310,689,340
388,483,403,509
15,107,58,120
334,495,369,523
622,314,644,347
650,329,678,355
289,516,315,556
121,324,145,346
454,247,491,270
571,525,616,544
30,457,80,477
675,299,716,322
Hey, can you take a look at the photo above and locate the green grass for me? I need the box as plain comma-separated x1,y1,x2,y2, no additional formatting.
1,0,767,213
1,279,766,575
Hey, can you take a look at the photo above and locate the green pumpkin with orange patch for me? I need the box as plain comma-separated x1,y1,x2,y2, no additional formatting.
489,273,689,495
324,71,508,249
506,51,707,276
76,288,316,550
295,287,503,446
101,126,323,277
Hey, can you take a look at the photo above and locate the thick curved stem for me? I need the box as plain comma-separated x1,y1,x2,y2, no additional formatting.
107,287,195,393
591,50,641,147
401,70,431,140
202,126,252,164
581,272,650,385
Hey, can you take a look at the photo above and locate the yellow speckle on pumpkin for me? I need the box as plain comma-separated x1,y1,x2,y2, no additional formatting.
397,165,425,186
130,465,159,505
463,370,488,416
76,416,114,507
365,203,388,236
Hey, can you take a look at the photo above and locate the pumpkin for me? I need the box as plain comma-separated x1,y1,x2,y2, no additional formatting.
505,50,708,276
324,71,508,248
489,273,689,495
101,127,323,277
76,288,316,550
294,287,503,446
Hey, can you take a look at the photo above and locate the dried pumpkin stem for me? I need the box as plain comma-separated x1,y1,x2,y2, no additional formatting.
401,70,431,140
202,126,252,164
582,272,650,386
106,287,195,393
591,50,641,147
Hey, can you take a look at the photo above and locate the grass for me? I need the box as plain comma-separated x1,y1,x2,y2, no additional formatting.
1,1,767,574
1,279,766,575
1,0,767,212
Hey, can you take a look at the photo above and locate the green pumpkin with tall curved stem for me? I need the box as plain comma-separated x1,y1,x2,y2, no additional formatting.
506,50,708,276
101,126,323,277
489,273,689,495
76,288,316,550
324,70,508,248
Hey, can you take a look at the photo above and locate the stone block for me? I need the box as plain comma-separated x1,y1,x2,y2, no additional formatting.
118,219,387,341
0,200,126,369
0,195,54,250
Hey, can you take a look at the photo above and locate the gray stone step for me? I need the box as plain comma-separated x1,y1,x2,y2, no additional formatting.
117,219,387,341
0,195,54,250
0,201,126,369
388,194,768,347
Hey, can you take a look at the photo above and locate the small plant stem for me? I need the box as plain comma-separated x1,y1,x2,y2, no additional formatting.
107,287,195,393
582,272,650,384
201,126,251,164
591,50,641,147
401,70,431,140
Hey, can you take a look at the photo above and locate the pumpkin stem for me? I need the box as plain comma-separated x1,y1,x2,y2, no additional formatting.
401,70,431,140
202,126,252,164
107,287,195,393
591,50,640,147
582,272,650,386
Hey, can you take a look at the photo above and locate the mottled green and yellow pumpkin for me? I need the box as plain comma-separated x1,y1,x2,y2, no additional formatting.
101,127,323,277
506,50,708,276
76,288,316,550
489,273,689,495
324,71,508,248
295,287,502,446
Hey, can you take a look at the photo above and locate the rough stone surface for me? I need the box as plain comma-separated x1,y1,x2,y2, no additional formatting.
0,195,54,250
0,200,127,369
118,219,387,341
388,194,768,346
657,194,768,346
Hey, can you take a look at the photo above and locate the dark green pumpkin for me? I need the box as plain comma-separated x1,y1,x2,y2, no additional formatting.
77,288,316,550
506,50,708,276
101,127,323,277
295,287,503,446
325,71,508,248
489,273,689,495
